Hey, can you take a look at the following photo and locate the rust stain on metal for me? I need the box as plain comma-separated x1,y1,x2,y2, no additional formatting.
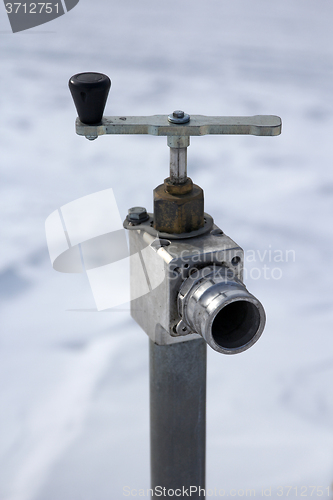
153,179,204,234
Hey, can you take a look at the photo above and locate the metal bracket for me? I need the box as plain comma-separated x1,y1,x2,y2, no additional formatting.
76,114,282,139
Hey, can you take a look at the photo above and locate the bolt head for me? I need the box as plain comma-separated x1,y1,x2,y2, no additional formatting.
173,110,185,119
128,206,149,221
168,110,190,124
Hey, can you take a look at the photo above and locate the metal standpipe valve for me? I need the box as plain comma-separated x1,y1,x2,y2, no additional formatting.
69,72,282,499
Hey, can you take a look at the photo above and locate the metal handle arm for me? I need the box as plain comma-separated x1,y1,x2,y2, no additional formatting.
75,114,282,139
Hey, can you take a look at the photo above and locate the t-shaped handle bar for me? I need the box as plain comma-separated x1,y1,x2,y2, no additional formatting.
74,114,282,138
69,72,282,184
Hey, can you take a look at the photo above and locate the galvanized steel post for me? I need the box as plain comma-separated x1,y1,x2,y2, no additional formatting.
150,338,206,498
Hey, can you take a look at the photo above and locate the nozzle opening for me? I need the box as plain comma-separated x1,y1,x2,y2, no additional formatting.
212,300,260,350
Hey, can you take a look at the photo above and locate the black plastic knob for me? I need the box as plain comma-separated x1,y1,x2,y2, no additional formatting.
68,72,111,125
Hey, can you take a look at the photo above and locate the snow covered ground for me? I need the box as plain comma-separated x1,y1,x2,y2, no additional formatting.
1,0,333,498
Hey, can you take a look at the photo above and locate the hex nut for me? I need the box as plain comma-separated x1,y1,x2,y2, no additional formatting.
128,207,149,222
173,110,185,119
164,177,193,195
153,183,204,234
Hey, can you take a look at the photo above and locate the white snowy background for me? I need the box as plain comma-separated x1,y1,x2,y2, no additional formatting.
1,1,333,498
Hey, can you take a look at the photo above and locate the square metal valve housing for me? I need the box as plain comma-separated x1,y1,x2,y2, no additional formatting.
128,221,244,345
